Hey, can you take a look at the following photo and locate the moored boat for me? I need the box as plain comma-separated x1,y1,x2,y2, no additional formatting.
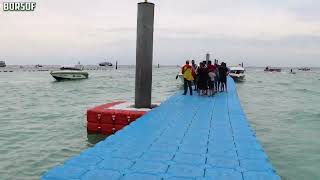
50,70,89,81
298,67,311,71
229,66,246,82
99,61,113,66
264,66,281,72
60,66,82,71
50,64,88,81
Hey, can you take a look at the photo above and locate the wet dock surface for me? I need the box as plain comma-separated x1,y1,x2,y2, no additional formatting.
42,78,280,180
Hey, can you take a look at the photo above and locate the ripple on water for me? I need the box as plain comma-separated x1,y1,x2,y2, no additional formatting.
295,88,320,96
237,68,320,180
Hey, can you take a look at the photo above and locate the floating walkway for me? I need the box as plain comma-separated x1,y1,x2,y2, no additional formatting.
42,78,280,180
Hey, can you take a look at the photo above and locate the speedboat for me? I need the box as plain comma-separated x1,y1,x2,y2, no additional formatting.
264,66,281,72
99,61,113,66
229,66,246,82
298,67,311,71
50,66,88,81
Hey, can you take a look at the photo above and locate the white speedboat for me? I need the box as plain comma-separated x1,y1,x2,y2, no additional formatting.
229,66,246,82
50,66,88,81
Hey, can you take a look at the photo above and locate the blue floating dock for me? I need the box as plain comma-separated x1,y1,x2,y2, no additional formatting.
42,78,280,180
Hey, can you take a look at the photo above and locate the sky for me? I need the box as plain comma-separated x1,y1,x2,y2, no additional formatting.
0,0,319,66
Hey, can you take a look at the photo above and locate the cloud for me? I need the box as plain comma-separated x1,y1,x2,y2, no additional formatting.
0,0,319,66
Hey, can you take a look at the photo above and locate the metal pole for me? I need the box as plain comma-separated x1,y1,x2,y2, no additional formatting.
135,1,155,108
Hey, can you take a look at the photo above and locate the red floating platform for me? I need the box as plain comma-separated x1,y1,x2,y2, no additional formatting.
87,101,152,135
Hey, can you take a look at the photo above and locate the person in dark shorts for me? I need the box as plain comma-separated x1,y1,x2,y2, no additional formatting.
182,60,194,95
219,62,229,92
197,62,208,96
214,60,220,92
191,60,198,91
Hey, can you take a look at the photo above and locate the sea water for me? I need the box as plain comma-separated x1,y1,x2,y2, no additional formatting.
0,66,319,180
237,68,320,180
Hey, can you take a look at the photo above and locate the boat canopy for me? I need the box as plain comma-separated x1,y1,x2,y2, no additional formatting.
60,66,81,70
229,66,245,71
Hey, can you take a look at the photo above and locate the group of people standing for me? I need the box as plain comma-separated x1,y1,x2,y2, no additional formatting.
181,60,229,96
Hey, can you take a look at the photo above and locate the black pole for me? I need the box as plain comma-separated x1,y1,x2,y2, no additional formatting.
135,2,155,108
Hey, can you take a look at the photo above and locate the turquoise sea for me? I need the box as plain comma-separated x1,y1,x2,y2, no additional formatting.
0,66,319,180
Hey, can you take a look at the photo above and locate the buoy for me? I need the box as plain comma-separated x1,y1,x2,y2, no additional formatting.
87,101,154,135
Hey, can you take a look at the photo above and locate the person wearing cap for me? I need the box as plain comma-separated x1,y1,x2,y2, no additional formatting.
182,60,194,95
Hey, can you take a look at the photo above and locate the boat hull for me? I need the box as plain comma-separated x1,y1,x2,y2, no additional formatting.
99,62,113,66
230,74,246,82
229,66,246,82
264,68,281,72
50,71,89,81
298,68,311,71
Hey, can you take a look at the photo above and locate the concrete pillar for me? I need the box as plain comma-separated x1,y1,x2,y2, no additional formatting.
135,1,155,108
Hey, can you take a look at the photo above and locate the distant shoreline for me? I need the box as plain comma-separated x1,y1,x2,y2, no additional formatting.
1,65,320,68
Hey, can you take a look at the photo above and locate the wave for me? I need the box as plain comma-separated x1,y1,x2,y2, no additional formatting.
295,88,320,95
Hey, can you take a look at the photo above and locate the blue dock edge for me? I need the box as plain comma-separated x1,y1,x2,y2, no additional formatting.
42,78,281,180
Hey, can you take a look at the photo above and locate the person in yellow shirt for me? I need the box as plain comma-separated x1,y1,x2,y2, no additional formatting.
182,60,194,95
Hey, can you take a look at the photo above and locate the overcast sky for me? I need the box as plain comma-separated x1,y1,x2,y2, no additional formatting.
0,0,319,66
